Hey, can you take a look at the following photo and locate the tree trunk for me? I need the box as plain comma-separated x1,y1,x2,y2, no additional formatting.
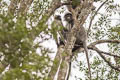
56,0,94,80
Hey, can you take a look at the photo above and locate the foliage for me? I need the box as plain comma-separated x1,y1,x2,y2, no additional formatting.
0,0,120,80
0,0,53,80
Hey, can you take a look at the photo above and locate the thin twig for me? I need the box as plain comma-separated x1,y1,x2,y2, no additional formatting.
99,51,120,58
91,46,120,72
88,45,120,57
87,0,108,35
90,40,120,46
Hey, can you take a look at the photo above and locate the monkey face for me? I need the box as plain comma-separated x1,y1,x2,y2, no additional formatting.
64,13,73,23
64,12,74,30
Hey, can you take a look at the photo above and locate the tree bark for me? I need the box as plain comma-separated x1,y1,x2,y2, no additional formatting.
8,0,33,16
18,0,33,15
48,45,64,80
8,0,20,15
56,0,94,79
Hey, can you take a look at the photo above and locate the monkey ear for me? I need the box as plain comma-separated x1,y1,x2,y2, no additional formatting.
55,15,61,21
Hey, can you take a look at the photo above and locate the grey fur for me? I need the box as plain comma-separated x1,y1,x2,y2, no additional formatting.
55,13,91,79
64,13,91,80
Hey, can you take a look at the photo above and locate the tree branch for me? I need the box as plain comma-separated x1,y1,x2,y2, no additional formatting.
87,0,108,35
45,1,71,21
90,46,120,72
8,0,20,15
89,39,120,46
18,0,33,15
48,45,64,80
92,48,120,58
75,39,120,58
77,39,120,71
56,0,95,80
73,39,120,72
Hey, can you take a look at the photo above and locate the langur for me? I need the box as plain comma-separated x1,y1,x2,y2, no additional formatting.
64,12,91,80
55,12,91,80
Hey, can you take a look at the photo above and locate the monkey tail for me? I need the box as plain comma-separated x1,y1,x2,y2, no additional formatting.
83,42,91,80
